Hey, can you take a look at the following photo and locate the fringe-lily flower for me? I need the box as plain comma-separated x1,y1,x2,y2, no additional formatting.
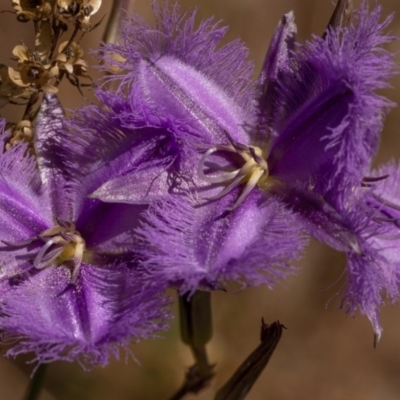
75,2,399,338
0,94,169,367
69,2,307,292
253,3,399,340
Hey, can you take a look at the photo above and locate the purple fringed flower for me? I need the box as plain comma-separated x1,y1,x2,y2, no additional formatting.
257,3,399,339
69,2,307,292
0,95,169,367
74,2,399,337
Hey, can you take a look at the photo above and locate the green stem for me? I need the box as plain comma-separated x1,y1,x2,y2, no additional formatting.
23,364,48,400
168,291,214,400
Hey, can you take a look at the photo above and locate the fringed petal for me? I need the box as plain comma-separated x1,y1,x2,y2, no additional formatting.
67,91,198,203
90,164,173,204
0,123,49,240
93,1,256,155
100,1,255,113
136,190,307,293
259,11,296,86
78,200,145,251
337,162,400,335
274,183,360,253
1,266,170,367
268,4,397,206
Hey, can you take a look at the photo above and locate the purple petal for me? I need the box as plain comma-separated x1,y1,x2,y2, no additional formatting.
257,11,296,137
136,190,306,292
337,162,400,335
77,200,146,251
259,11,296,85
90,165,172,204
274,183,360,253
268,80,354,187
67,98,188,203
268,5,396,205
343,253,386,340
133,53,252,145
35,94,75,221
1,265,170,367
98,2,255,146
0,124,50,242
101,2,255,114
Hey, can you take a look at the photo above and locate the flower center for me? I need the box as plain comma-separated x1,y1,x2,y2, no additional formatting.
198,141,270,210
2,219,85,283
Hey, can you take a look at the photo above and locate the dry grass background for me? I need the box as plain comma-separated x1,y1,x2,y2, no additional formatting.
1,1,400,399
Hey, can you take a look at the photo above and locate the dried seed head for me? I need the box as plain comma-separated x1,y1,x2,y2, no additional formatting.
56,41,88,76
12,0,55,22
57,0,101,25
8,44,59,93
5,119,34,150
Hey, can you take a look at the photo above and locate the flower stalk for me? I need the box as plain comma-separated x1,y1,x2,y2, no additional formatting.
170,291,214,399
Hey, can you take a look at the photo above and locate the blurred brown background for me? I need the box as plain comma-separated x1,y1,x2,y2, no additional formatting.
1,1,400,399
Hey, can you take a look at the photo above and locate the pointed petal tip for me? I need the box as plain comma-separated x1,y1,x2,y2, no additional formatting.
283,10,295,25
367,309,383,348
373,331,381,348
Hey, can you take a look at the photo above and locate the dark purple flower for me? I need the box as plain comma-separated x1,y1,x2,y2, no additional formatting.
0,95,169,367
74,2,399,336
256,3,399,338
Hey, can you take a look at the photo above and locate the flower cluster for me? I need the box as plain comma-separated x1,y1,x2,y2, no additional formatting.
87,1,399,340
0,0,399,369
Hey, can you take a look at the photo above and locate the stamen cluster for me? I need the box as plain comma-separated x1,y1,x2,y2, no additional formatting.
3,219,85,283
199,141,270,210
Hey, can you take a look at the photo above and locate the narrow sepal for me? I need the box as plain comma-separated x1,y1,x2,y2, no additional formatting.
257,12,296,138
35,94,73,221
